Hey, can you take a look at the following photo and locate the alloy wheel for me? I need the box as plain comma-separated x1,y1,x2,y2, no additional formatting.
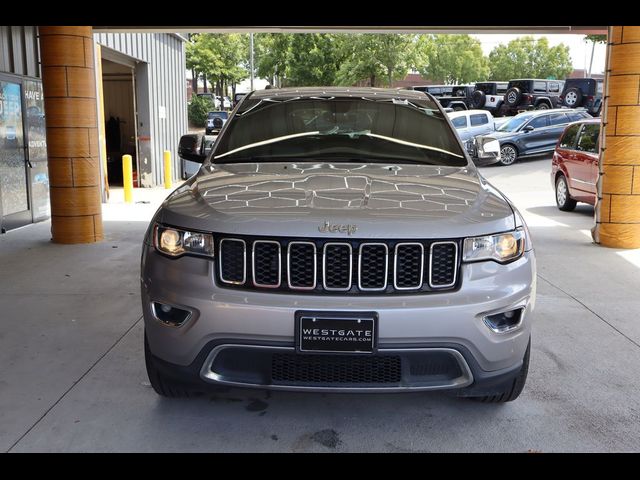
500,145,517,165
556,176,568,205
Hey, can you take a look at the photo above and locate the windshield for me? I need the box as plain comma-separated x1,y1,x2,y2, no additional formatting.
208,111,229,120
497,113,534,132
212,96,466,166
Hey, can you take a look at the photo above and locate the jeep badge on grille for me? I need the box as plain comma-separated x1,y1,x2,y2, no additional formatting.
318,221,358,236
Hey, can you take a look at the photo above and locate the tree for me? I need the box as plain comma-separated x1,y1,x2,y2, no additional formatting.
489,36,573,81
416,35,489,84
585,34,607,76
285,34,345,86
187,95,214,127
254,33,292,87
336,34,417,87
185,34,249,99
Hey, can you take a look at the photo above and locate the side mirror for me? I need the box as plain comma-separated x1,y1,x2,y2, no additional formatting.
178,134,207,163
522,125,534,132
476,137,501,164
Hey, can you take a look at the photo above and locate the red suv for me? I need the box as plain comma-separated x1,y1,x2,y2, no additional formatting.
551,118,601,211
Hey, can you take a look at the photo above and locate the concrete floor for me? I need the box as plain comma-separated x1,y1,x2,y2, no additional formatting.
2,158,640,452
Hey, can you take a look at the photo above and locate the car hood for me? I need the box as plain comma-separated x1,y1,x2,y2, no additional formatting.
158,162,515,239
481,130,521,141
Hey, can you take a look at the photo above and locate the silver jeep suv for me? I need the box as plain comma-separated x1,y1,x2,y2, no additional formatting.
141,87,536,402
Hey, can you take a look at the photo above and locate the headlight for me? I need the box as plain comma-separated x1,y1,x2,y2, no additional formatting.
153,224,214,258
463,228,525,264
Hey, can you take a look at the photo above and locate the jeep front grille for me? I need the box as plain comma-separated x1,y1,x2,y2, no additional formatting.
215,235,460,295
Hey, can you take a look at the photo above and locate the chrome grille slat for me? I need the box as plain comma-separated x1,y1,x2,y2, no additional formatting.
287,241,317,290
429,241,458,288
252,240,281,288
393,242,424,290
219,239,246,285
358,243,388,291
322,242,353,291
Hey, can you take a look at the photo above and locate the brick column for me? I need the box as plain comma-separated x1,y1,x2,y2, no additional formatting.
595,26,640,249
39,26,103,243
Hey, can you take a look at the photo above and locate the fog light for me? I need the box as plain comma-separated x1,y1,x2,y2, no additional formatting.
152,302,191,326
483,308,524,333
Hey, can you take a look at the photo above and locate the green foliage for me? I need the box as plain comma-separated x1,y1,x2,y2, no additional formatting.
585,34,607,44
187,95,214,128
285,34,345,86
186,33,249,92
488,36,573,81
336,34,417,87
416,35,489,84
254,33,292,86
187,33,578,92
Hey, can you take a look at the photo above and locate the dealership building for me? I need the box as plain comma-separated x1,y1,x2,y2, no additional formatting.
0,26,187,235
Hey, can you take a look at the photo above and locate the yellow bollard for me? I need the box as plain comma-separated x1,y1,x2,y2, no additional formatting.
122,154,133,204
164,150,172,189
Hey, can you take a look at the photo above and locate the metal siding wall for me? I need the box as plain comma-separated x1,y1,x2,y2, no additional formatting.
93,32,186,186
0,25,39,77
10,26,25,75
0,26,11,72
23,26,37,77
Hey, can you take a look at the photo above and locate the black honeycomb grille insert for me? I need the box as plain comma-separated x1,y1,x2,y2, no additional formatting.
219,239,245,283
214,235,460,295
395,244,423,289
359,244,387,290
431,243,457,287
323,244,352,290
288,243,316,288
253,242,280,286
271,353,402,384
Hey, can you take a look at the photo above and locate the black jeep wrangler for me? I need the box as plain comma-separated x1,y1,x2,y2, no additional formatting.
501,79,565,115
409,85,475,111
558,78,603,116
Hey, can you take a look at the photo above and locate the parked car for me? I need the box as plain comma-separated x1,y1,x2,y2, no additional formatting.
205,111,229,135
501,79,565,115
222,96,232,109
551,118,600,210
558,78,603,117
475,108,591,166
448,109,498,143
409,84,475,111
143,87,536,403
448,109,509,162
471,82,509,114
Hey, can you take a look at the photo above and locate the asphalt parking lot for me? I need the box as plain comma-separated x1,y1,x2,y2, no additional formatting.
2,155,640,452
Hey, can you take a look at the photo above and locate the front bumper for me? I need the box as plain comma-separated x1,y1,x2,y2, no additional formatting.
141,246,536,392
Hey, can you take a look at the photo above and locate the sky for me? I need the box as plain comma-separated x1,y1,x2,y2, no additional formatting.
473,34,607,74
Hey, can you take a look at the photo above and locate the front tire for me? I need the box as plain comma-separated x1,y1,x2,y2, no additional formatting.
555,174,577,211
499,144,518,166
471,339,530,403
145,333,198,398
